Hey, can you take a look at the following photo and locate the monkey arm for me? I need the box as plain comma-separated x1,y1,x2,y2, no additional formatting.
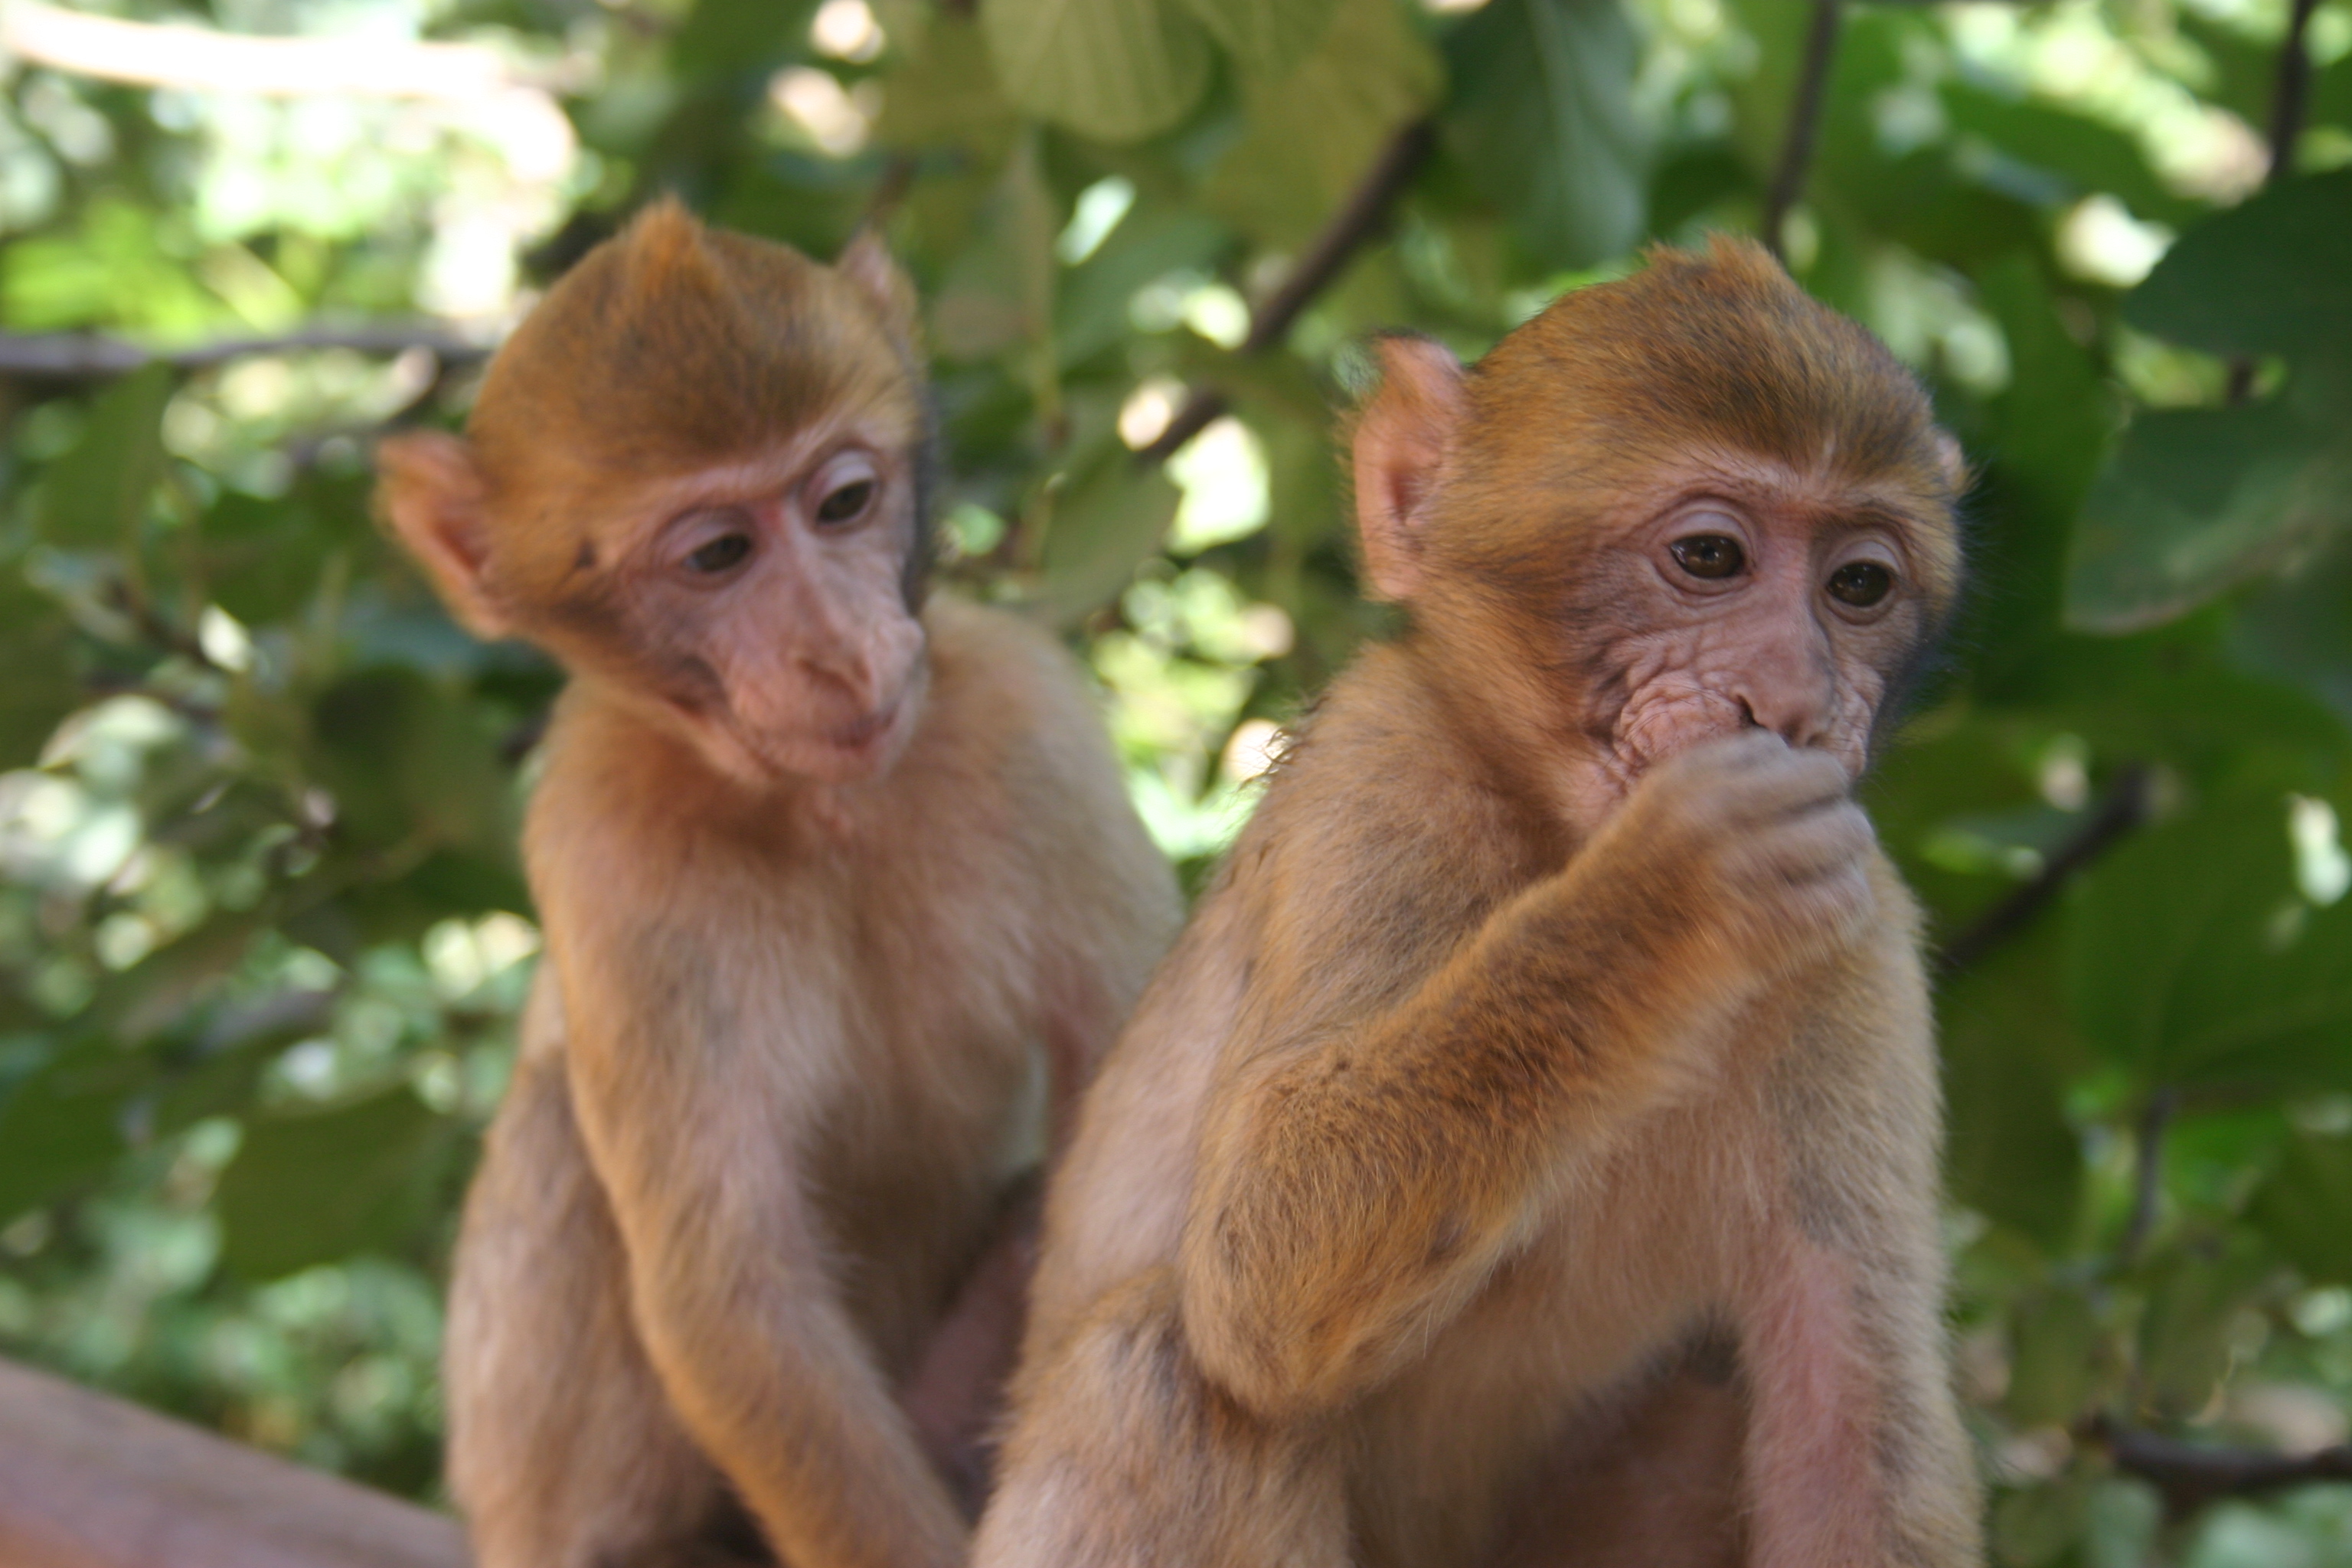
555,942,969,1568
1178,854,1731,1422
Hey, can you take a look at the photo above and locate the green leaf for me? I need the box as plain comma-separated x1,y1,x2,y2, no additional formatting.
307,670,513,858
875,15,1022,156
34,364,174,547
1204,0,1443,250
2246,1129,2352,1285
1442,0,1648,270
0,1034,132,1220
1174,0,1341,87
981,0,1214,144
216,1086,455,1279
1034,449,1182,625
2064,397,2352,634
2006,1285,2101,1428
2069,797,2352,1095
1939,937,2086,1246
2125,171,2352,364
0,570,83,766
1057,203,1229,368
1942,83,2203,230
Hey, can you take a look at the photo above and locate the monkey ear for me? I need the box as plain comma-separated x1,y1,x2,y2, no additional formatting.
374,431,511,640
1931,428,1970,495
838,229,923,348
1351,335,1465,602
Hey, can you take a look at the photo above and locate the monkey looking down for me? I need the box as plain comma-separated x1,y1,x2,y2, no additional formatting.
975,237,1982,1567
374,201,1180,1568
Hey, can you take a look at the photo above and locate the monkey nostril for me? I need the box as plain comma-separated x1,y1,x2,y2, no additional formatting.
1736,697,1761,730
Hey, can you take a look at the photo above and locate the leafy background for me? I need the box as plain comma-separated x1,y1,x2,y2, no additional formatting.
0,0,2347,1559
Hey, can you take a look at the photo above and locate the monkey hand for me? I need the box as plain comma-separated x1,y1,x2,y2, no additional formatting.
1586,730,1878,987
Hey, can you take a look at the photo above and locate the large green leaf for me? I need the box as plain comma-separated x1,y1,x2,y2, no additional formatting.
1175,0,1339,86
2246,1129,2352,1285
1205,0,1443,250
981,0,1214,144
1942,83,2203,229
1441,0,1649,270
33,364,174,547
2064,397,2352,633
2068,798,2352,1094
216,1086,456,1280
1034,449,1182,625
2124,171,2352,364
0,570,83,766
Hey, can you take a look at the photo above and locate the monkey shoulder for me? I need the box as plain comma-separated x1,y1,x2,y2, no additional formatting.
1220,649,1536,1002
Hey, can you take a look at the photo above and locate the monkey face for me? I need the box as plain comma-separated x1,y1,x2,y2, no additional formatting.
1550,449,1945,822
547,422,933,789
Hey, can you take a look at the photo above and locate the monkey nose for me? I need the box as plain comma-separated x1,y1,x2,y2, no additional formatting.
1735,694,1831,750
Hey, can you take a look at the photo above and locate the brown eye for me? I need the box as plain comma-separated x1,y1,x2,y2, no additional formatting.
1827,560,1893,607
1670,534,1745,580
815,479,875,525
687,534,753,574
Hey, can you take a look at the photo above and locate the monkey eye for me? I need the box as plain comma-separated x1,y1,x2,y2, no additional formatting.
815,478,877,526
685,533,753,574
1669,534,1746,580
1827,560,1893,607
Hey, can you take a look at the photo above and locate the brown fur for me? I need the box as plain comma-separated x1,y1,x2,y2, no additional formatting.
975,238,1981,1568
376,201,1180,1568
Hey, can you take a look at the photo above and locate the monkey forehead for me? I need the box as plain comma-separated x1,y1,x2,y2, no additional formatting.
466,217,921,507
1461,237,1949,508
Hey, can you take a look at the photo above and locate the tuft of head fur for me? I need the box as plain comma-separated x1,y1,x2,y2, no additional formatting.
459,195,932,606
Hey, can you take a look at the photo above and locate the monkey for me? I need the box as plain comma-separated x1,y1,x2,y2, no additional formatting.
970,235,1982,1568
373,198,1181,1568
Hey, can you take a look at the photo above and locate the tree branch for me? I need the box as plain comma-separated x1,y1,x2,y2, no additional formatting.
0,326,489,384
2227,0,2322,403
1936,763,2154,976
2118,1085,2176,1268
2087,1415,2352,1520
1139,119,1436,465
1761,0,1843,262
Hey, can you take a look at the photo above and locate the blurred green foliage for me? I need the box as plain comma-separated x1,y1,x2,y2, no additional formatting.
1,0,2350,1557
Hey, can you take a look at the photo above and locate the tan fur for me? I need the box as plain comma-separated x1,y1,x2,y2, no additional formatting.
975,240,1981,1568
381,202,1179,1568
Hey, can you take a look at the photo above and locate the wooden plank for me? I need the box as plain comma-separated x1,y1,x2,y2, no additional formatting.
0,1357,469,1568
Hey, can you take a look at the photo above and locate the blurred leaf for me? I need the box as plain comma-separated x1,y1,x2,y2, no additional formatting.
216,1086,454,1280
33,365,174,547
1035,450,1182,624
876,15,1022,156
933,138,1059,362
2069,798,2352,1094
1941,936,2086,1246
2007,1285,2102,1427
2246,1130,2352,1286
1441,0,1649,269
982,0,1214,143
1176,0,1340,86
1058,203,1227,368
0,1034,130,1220
2138,1241,2268,1419
0,570,83,766
671,0,817,77
2065,398,2352,634
308,670,512,858
1942,83,2203,230
1205,0,1442,249
2124,171,2352,366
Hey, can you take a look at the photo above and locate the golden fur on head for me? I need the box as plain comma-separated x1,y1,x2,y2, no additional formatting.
466,197,921,520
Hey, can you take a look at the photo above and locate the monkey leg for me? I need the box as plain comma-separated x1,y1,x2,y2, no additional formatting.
1484,1362,1746,1568
1736,1233,1981,1568
445,1046,761,1568
903,1171,1043,1518
973,1270,1348,1568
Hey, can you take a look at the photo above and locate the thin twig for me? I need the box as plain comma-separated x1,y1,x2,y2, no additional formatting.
1140,119,1436,465
1761,0,1843,262
0,326,488,384
2118,1086,2176,1268
1936,763,2154,976
2226,0,2321,403
2086,1415,2352,1521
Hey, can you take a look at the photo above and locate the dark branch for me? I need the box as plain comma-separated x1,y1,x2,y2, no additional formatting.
1140,119,1436,465
2118,1085,2176,1268
1936,763,2154,976
2228,0,2322,403
2088,1415,2352,1521
1761,0,1843,261
0,325,488,384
